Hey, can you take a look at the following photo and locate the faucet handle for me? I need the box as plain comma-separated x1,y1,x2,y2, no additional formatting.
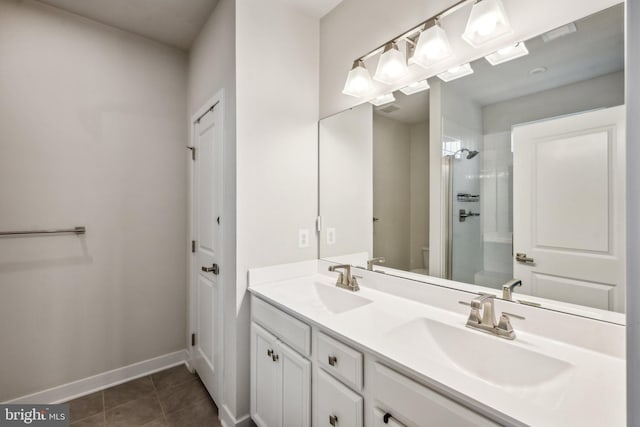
496,312,525,339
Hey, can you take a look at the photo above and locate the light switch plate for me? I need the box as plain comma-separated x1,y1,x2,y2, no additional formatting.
326,228,336,245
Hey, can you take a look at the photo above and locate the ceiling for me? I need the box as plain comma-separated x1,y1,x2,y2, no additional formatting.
36,0,219,50
376,3,623,124
35,0,343,51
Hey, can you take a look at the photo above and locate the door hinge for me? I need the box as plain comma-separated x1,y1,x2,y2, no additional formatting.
191,333,196,346
186,146,196,160
191,240,196,253
316,216,323,232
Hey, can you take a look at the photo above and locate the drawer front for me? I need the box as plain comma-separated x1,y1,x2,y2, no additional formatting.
252,296,311,357
372,363,500,427
317,369,363,427
317,331,363,391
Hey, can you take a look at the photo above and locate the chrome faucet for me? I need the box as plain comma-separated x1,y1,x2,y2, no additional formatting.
463,294,524,340
502,279,522,301
328,264,360,291
367,257,385,271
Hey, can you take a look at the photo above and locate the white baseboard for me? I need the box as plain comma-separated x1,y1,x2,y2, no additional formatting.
4,349,188,404
220,404,253,427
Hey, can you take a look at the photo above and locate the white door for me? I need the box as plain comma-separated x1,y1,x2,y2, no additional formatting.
278,341,311,427
251,323,279,427
191,102,223,403
513,106,625,311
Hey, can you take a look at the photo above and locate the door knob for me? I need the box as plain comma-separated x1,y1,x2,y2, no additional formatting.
201,263,219,274
328,355,338,366
329,415,338,426
515,253,534,263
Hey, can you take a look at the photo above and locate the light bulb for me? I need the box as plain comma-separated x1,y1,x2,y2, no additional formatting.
342,60,373,98
374,42,409,84
485,42,529,65
462,0,513,47
411,23,453,69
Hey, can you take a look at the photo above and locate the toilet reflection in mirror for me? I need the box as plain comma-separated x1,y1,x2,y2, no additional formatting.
319,3,625,321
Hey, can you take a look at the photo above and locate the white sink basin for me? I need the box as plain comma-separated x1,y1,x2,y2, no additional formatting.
271,281,373,314
385,317,574,408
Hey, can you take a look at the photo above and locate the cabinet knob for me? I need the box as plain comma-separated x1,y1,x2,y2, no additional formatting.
267,349,273,357
383,413,393,424
328,355,338,366
272,353,279,362
329,414,338,426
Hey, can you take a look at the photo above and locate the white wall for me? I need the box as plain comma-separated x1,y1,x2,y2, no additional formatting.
319,104,373,260
235,0,320,421
409,122,430,271
627,0,640,423
483,71,625,134
320,0,621,118
187,0,238,422
0,0,188,402
373,114,411,270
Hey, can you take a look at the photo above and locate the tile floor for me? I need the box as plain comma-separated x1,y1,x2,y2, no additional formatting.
66,365,221,427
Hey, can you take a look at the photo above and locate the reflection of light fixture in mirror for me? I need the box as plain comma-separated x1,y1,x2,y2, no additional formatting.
462,0,513,47
373,42,409,84
411,21,453,69
437,63,474,82
485,42,529,65
369,92,396,106
400,80,430,95
342,60,374,98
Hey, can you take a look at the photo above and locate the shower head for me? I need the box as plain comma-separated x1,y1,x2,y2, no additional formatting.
453,148,479,159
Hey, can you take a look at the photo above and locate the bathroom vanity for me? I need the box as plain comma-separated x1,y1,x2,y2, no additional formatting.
248,260,624,427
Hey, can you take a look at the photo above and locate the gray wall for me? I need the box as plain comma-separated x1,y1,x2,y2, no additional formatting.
0,0,188,402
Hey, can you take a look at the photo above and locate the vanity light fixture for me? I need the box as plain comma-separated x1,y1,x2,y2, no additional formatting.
485,42,529,65
400,79,430,95
462,0,513,47
342,59,374,97
410,20,453,69
369,92,396,106
437,63,474,82
373,42,409,85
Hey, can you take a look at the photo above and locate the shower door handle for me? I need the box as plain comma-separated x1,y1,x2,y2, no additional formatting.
515,253,535,264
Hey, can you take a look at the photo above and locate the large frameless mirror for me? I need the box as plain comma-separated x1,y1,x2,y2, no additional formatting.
319,3,625,323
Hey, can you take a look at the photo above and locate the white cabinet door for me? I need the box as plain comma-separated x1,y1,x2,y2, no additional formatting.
316,369,363,427
251,323,279,427
278,341,311,427
513,106,626,311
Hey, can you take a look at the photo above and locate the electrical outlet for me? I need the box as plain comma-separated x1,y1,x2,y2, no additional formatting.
298,229,310,248
326,228,336,245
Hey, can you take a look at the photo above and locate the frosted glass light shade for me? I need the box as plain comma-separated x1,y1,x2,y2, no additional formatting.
411,24,453,69
437,63,474,82
369,93,396,106
400,80,430,95
374,42,409,85
485,42,529,65
342,60,374,97
462,0,513,47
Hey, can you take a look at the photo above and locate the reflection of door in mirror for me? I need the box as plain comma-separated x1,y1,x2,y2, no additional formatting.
513,106,625,312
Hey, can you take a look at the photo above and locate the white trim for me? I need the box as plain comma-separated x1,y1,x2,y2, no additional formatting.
4,350,187,404
220,404,252,427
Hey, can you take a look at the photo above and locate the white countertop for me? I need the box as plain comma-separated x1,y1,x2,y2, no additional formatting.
248,264,625,427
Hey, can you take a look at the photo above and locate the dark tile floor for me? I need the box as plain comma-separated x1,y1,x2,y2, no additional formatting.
66,365,220,427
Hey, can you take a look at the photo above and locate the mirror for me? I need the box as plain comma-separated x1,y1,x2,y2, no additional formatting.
319,4,625,322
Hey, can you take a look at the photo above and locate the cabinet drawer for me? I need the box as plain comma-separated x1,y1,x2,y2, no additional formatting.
252,296,311,357
372,363,499,427
317,331,363,391
317,369,363,427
